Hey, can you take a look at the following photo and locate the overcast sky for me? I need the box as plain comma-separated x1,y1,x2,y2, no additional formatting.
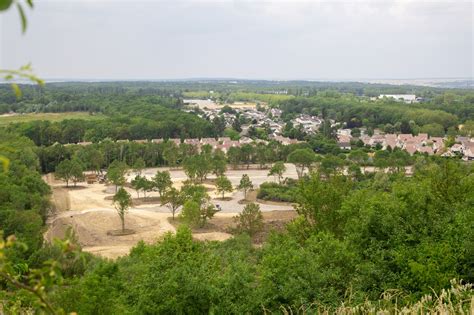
0,0,472,80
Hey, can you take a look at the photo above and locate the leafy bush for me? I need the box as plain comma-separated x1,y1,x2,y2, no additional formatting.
257,180,298,202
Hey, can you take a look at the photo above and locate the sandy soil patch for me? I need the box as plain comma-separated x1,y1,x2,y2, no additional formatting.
46,209,175,259
193,232,233,242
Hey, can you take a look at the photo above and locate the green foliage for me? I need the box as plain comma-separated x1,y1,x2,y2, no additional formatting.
223,128,240,140
268,161,286,183
257,180,298,203
179,183,218,227
180,199,219,228
0,133,50,261
132,157,145,175
287,148,316,178
107,160,128,190
420,122,445,137
55,157,86,187
296,173,352,235
161,187,183,219
1,81,474,313
319,154,345,177
113,187,132,232
130,174,152,198
183,153,211,183
211,149,227,176
180,200,201,227
237,174,253,200
54,159,73,187
2,157,471,313
153,170,172,197
215,175,233,199
234,203,263,236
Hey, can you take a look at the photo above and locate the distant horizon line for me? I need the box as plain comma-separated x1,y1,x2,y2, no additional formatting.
1,77,472,88
2,76,472,82
38,76,474,82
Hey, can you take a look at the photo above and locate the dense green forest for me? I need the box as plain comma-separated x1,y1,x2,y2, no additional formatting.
1,82,473,147
0,81,473,313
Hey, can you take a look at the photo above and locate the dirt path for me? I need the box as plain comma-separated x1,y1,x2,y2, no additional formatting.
50,187,70,213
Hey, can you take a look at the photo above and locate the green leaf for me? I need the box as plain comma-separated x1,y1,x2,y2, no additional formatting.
0,0,13,11
11,83,22,98
17,3,27,33
26,0,34,8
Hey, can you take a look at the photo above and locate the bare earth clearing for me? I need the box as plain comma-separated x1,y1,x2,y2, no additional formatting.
45,164,298,259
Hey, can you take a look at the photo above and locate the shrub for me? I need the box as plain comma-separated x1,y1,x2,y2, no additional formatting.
257,181,298,203
234,203,264,236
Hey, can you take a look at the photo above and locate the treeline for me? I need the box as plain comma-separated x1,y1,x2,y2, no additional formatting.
37,140,310,174
2,80,467,115
36,134,420,175
279,91,474,135
0,133,51,261
6,105,217,146
0,85,181,114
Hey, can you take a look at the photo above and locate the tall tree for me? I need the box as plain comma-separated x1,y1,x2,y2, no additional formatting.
216,175,233,199
212,149,227,177
183,156,198,183
107,160,128,192
132,157,146,175
195,154,212,182
161,187,183,220
131,175,143,198
237,174,253,200
227,146,241,170
287,148,316,178
69,159,85,187
153,170,172,198
240,144,254,170
113,187,132,232
55,159,73,187
163,143,179,168
268,161,286,184
256,143,270,169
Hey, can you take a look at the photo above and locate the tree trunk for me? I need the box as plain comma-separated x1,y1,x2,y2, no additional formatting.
121,216,125,232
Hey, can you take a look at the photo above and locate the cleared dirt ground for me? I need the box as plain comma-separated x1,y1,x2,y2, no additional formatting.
45,164,298,259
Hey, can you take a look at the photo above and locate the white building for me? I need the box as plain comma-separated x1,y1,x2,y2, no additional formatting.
378,94,418,103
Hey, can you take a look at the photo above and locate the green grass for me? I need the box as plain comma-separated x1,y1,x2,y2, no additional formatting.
0,112,104,126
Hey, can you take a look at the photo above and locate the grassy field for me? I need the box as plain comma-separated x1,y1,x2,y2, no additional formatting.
0,112,104,126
